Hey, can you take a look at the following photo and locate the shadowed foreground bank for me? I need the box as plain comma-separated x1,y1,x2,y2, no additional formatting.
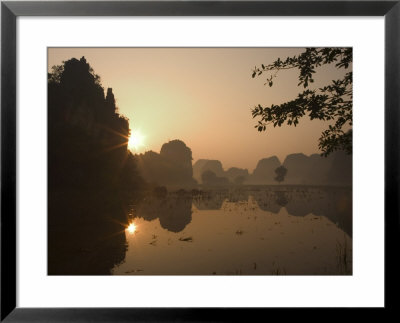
48,191,133,275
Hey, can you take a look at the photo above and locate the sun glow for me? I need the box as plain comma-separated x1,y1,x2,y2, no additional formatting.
128,130,145,151
126,222,137,234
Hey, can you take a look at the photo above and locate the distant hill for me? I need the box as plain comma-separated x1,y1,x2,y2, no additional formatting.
247,156,281,184
193,159,249,184
245,151,351,185
282,152,351,185
137,140,197,187
192,151,351,186
225,167,249,185
193,159,225,182
307,153,332,183
326,151,352,185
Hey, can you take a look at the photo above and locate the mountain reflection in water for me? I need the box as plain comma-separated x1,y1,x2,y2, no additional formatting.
112,186,352,275
190,187,351,237
137,193,193,233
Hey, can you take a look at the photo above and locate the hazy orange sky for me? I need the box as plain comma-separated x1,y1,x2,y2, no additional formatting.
48,48,350,171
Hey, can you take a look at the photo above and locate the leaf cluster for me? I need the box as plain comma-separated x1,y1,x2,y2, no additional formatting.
251,48,352,156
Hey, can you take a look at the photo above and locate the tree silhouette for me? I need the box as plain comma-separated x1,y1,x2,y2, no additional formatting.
274,165,287,184
251,48,352,156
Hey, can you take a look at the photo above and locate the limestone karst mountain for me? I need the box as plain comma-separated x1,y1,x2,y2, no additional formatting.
48,56,143,190
193,159,225,183
247,156,281,184
192,151,351,186
136,140,197,187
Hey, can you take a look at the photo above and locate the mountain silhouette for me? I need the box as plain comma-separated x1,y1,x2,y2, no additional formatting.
136,140,197,187
48,56,143,190
247,156,281,184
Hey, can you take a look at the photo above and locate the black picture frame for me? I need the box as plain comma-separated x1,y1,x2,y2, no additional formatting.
1,0,398,321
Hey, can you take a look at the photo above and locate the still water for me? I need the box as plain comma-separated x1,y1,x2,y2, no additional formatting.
112,186,352,275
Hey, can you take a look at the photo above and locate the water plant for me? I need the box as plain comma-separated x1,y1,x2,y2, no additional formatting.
336,234,352,274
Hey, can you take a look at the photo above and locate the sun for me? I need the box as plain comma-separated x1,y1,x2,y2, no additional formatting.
128,130,145,151
126,222,137,234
